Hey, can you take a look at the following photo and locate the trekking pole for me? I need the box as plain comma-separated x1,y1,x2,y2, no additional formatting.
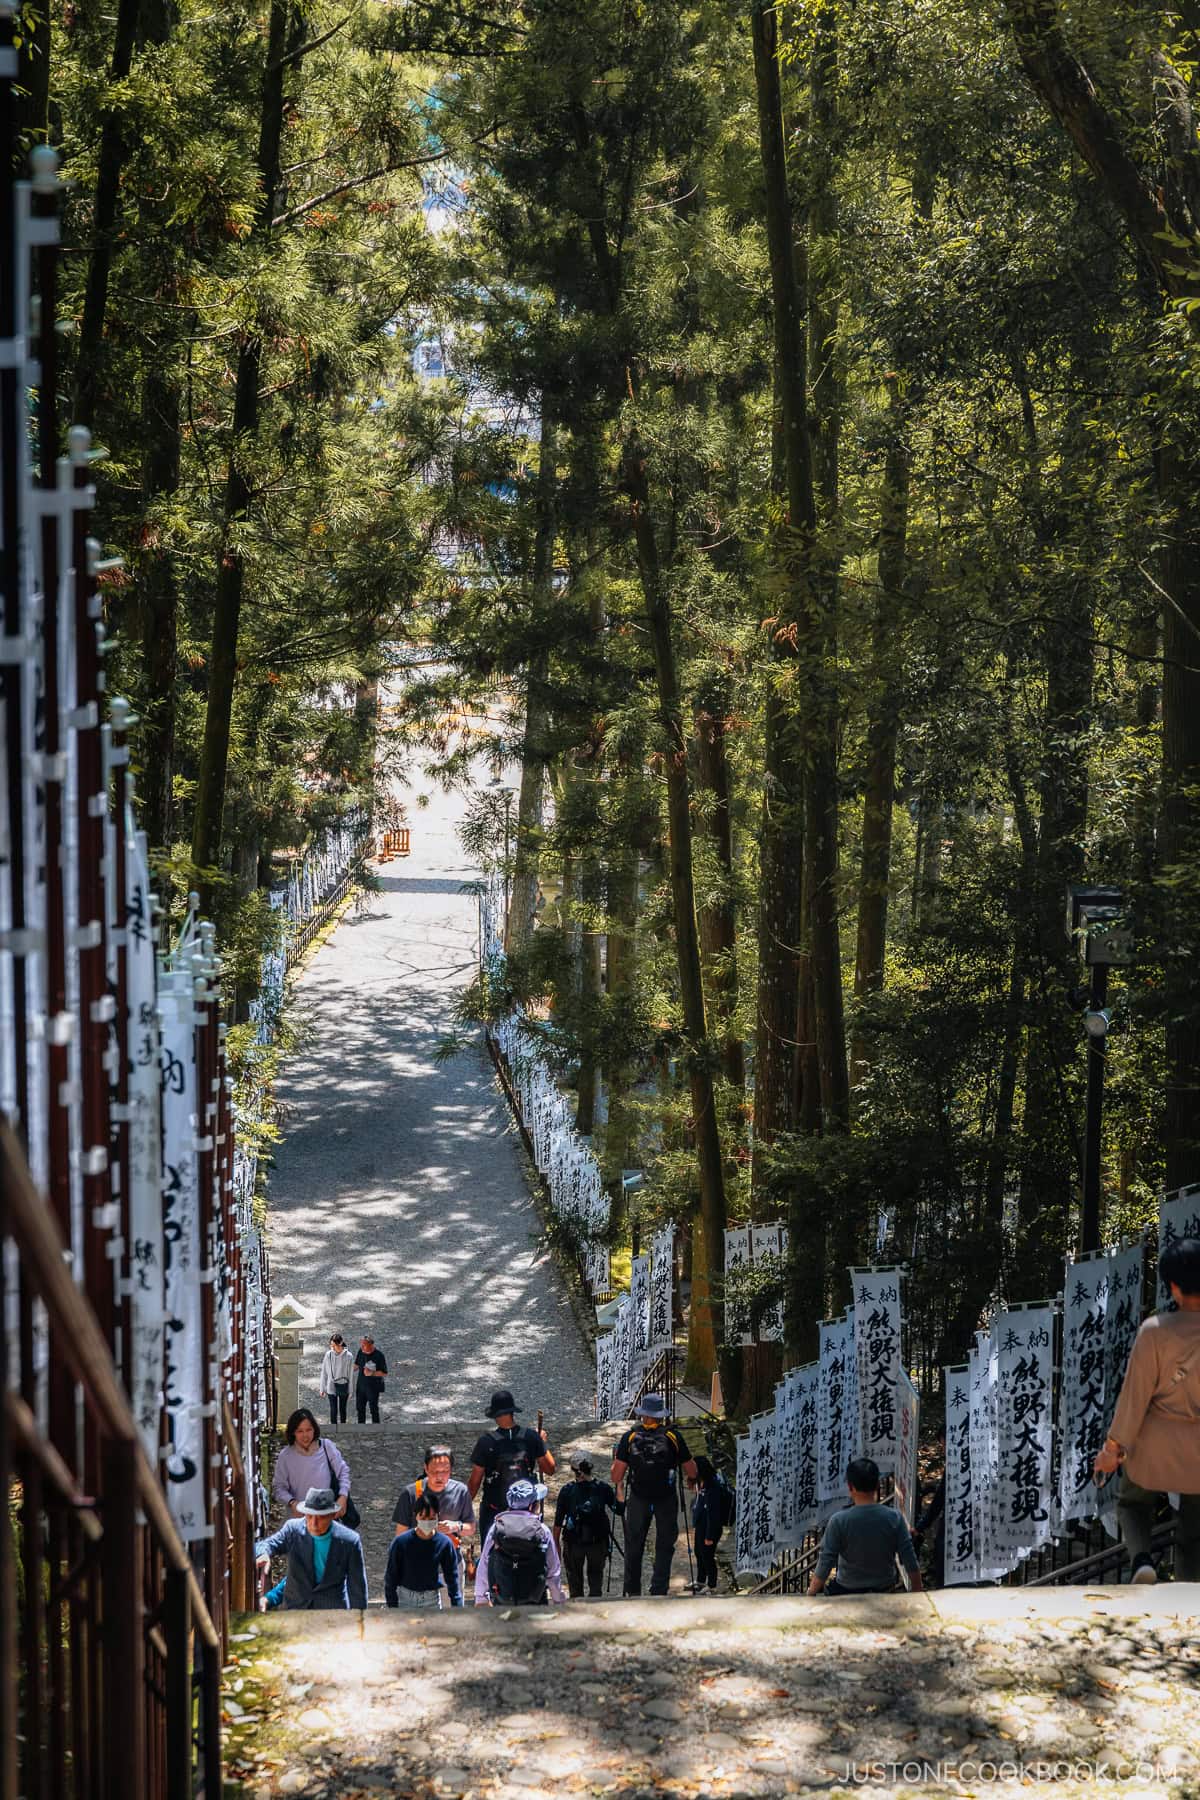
537,1408,545,1518
678,1466,695,1590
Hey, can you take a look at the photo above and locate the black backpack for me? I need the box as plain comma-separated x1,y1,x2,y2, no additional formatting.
625,1427,677,1497
714,1471,736,1528
482,1432,534,1510
564,1484,609,1547
489,1520,548,1605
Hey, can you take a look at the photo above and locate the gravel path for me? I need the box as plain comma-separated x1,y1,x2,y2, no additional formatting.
226,1590,1200,1798
267,759,594,1430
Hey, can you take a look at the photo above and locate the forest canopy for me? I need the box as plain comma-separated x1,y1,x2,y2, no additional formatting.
27,0,1200,1396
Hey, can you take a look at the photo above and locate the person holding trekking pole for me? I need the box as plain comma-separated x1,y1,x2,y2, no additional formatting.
468,1389,555,1547
553,1456,622,1599
611,1394,698,1597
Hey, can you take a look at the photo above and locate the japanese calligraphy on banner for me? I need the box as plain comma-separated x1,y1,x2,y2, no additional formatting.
612,1294,634,1412
595,1328,616,1420
724,1227,753,1345
773,1364,821,1552
968,1328,1008,1582
160,973,208,1543
818,1309,859,1512
124,820,164,1454
586,1243,611,1297
629,1254,650,1360
738,1410,778,1576
1058,1245,1142,1526
893,1368,920,1526
943,1366,975,1585
852,1268,903,1476
992,1305,1055,1564
733,1432,755,1574
752,1224,788,1342
647,1225,675,1353
1159,1185,1200,1309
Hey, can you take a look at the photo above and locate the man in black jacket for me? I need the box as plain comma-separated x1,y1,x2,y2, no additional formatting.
611,1395,697,1596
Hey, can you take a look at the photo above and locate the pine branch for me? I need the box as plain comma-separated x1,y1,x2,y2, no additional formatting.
271,150,446,226
269,1,363,74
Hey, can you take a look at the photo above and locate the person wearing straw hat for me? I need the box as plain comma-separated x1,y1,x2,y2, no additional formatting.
611,1394,697,1597
255,1486,368,1610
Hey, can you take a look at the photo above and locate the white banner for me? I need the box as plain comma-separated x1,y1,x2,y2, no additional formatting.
893,1368,920,1526
124,822,164,1454
629,1253,650,1362
739,1409,777,1576
992,1305,1055,1565
733,1432,755,1575
595,1328,616,1421
818,1309,859,1512
647,1224,674,1353
852,1268,903,1476
792,1360,822,1545
752,1223,787,1341
943,1365,975,1585
160,972,207,1542
586,1243,611,1296
773,1372,798,1552
724,1227,753,1345
968,1328,1007,1582
1158,1185,1200,1309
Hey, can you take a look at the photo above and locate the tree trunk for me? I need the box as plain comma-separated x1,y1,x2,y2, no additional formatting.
190,0,295,898
851,384,909,1088
135,364,180,849
507,411,559,953
622,440,726,1378
1158,442,1200,1187
695,678,745,1091
73,0,141,428
750,0,811,1163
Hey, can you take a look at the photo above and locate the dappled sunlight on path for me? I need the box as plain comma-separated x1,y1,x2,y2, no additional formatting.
267,771,594,1425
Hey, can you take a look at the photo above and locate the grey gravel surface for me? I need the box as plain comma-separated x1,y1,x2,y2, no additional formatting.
267,768,594,1427
226,1590,1200,1797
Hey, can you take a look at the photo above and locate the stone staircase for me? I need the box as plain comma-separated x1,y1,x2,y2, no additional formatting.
223,1587,1200,1799
271,1418,718,1607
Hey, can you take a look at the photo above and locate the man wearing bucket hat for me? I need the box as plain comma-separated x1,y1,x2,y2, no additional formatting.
467,1389,555,1547
474,1479,565,1606
611,1395,697,1597
255,1486,368,1610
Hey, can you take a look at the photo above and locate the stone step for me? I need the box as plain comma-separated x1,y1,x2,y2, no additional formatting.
224,1588,1200,1799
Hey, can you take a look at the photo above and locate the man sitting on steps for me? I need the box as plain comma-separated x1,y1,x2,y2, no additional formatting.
808,1457,923,1597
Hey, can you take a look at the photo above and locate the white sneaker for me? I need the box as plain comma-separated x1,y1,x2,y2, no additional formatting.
1130,1554,1158,1585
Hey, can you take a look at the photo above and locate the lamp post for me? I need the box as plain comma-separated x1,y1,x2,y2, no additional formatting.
1066,885,1131,1252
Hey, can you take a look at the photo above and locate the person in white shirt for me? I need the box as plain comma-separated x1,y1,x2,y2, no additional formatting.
319,1332,355,1425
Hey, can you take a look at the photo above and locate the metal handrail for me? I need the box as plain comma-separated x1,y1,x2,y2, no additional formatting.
0,1125,221,1644
1,1124,228,1799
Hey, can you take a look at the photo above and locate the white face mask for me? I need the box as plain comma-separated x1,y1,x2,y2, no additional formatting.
415,1519,437,1538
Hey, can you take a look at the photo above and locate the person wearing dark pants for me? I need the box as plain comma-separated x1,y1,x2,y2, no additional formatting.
691,1456,724,1592
354,1334,387,1423
611,1395,697,1597
468,1389,555,1548
319,1333,354,1425
554,1457,619,1599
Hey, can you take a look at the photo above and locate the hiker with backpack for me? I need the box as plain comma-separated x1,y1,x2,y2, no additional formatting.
392,1443,476,1598
611,1394,698,1597
474,1479,565,1606
384,1490,464,1609
467,1389,555,1547
691,1455,733,1593
553,1456,621,1599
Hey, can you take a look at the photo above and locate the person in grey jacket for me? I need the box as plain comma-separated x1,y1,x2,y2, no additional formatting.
256,1486,368,1610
